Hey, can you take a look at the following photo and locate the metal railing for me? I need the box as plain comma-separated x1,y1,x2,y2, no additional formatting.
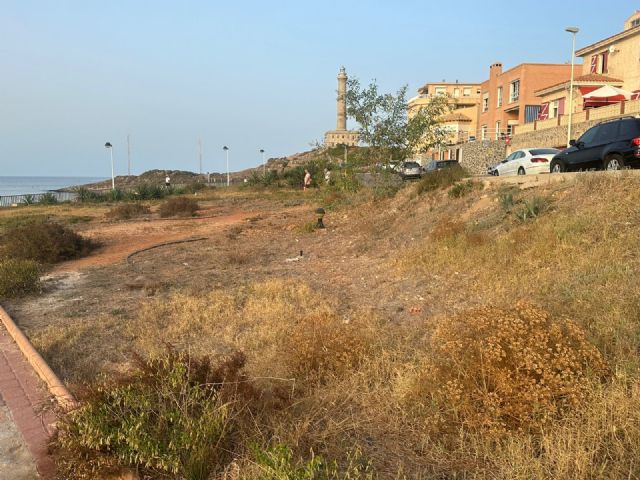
0,191,78,208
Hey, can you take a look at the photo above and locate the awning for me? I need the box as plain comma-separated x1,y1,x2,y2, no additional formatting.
582,85,632,108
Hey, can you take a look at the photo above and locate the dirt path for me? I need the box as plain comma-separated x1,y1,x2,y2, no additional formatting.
54,210,256,271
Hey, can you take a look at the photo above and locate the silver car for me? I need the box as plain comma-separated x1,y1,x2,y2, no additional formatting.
400,161,422,180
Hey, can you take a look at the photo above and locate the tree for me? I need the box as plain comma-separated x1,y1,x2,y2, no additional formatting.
344,77,451,163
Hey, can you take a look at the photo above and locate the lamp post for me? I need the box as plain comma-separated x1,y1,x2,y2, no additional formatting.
223,146,229,187
104,142,114,189
260,149,265,175
566,26,579,148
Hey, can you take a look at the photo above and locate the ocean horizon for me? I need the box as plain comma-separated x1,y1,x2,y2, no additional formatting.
0,176,107,197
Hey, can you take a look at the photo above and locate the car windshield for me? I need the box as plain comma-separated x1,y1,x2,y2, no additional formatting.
404,162,420,168
529,148,560,155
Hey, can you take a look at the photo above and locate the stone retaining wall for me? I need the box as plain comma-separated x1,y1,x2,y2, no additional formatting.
509,111,638,153
458,140,506,175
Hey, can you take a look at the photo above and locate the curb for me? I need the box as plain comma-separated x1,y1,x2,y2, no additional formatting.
0,306,77,410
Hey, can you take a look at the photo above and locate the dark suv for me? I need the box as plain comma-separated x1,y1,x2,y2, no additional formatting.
550,117,640,172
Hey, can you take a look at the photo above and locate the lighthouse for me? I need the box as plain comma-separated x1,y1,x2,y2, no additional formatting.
324,67,359,147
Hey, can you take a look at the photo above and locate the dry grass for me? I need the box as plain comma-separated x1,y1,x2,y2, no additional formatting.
104,202,151,220
22,172,640,478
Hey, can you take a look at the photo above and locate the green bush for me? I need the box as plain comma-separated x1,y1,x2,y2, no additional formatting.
38,192,58,205
135,183,166,200
448,179,481,198
76,187,106,203
416,165,467,195
1,220,95,263
253,444,375,480
515,196,549,222
105,203,151,220
0,259,40,298
55,350,246,479
158,197,199,217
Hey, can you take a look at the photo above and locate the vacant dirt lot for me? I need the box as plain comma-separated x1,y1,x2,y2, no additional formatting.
3,172,640,479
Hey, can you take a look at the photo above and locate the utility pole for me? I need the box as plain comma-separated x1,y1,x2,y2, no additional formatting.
127,134,131,176
198,138,203,175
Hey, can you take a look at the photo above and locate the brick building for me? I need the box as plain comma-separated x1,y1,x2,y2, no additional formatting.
478,62,573,140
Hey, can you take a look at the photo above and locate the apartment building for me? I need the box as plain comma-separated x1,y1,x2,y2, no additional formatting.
535,11,640,117
478,62,573,140
577,11,640,93
408,81,481,142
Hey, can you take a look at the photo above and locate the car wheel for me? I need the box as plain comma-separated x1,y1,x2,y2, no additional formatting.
517,167,525,175
550,159,566,173
604,155,624,171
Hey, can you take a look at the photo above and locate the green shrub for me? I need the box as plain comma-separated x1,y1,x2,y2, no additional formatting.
1,219,95,263
106,188,125,202
330,170,361,193
55,350,246,479
105,203,151,220
498,188,516,212
253,444,375,480
515,196,549,222
416,165,467,195
38,192,58,205
22,194,36,205
158,197,199,217
135,183,166,200
0,259,40,298
76,187,105,203
448,179,481,198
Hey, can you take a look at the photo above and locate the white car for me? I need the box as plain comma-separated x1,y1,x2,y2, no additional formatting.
489,148,561,176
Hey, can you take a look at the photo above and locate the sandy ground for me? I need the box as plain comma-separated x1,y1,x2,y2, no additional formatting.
0,403,37,480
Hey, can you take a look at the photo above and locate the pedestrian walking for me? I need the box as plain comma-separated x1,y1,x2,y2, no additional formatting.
165,175,171,188
303,169,312,191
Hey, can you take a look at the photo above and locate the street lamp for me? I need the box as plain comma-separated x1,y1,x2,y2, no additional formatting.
565,26,579,148
223,146,230,187
104,142,114,189
259,149,265,175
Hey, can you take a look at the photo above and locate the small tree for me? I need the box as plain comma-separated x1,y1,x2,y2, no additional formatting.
344,77,450,164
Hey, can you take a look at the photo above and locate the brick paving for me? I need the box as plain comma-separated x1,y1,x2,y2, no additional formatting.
0,323,56,479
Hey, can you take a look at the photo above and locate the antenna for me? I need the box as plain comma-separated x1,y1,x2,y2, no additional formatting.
127,134,131,176
198,138,203,174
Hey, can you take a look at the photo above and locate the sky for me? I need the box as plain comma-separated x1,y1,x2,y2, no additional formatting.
1,0,635,177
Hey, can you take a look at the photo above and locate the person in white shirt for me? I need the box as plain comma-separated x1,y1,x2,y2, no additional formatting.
303,169,311,191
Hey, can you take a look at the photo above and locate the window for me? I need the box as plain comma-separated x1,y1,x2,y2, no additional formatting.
577,125,599,145
495,121,501,140
463,87,471,96
632,18,640,27
435,87,447,96
453,88,460,98
600,51,609,74
593,122,619,144
507,124,516,136
497,87,503,107
509,80,520,103
620,119,640,139
481,125,488,140
482,93,489,112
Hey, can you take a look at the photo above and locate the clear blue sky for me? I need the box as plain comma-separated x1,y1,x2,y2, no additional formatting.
1,1,634,176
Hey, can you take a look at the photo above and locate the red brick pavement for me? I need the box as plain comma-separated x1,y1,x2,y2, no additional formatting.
0,323,56,479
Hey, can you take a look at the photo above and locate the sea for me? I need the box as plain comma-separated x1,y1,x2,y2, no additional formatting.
0,176,106,197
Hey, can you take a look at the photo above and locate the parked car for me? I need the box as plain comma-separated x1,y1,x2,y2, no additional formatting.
488,148,560,176
550,117,640,172
399,161,423,180
423,160,459,172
